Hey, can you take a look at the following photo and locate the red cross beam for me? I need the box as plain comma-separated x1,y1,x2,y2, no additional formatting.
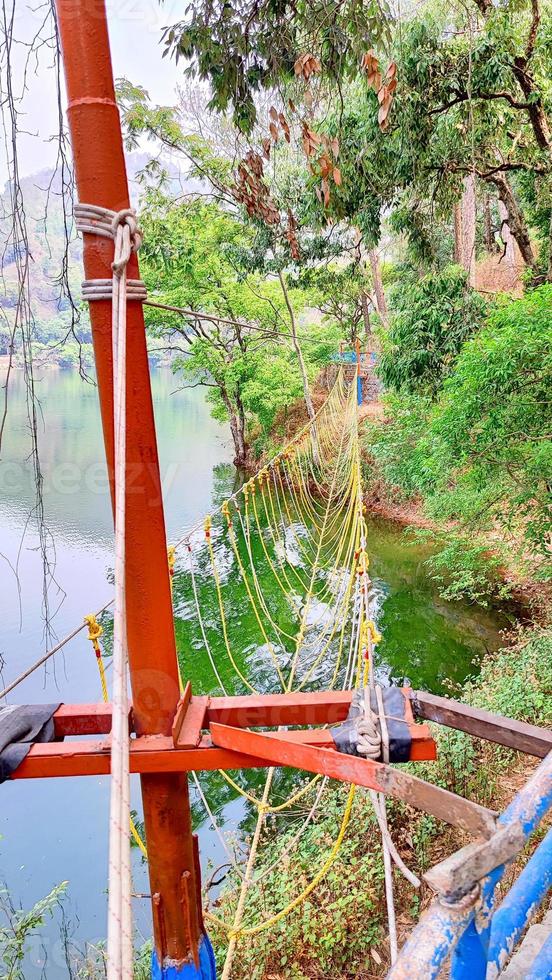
11,684,502,839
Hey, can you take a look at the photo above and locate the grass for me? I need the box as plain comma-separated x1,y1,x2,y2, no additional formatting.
209,626,552,978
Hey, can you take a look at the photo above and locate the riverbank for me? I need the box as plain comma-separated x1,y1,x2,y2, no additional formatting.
360,410,551,626
209,624,552,978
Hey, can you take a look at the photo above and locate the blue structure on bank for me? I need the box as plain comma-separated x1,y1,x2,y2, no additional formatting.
388,750,552,979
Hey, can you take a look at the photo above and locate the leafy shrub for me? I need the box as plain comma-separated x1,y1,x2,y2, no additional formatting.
367,286,552,599
378,265,486,395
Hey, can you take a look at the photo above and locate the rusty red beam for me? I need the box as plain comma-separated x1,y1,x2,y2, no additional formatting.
52,692,355,737
53,686,424,734
206,690,355,727
11,736,264,779
210,724,496,839
13,714,435,780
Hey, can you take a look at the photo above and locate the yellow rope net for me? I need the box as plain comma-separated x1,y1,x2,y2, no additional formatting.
87,369,383,973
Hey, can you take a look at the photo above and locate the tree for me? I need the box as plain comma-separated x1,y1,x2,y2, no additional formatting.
391,4,551,278
118,80,346,439
161,0,391,133
139,193,337,465
378,265,486,396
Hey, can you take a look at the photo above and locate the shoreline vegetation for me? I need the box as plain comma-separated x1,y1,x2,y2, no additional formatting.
208,624,552,978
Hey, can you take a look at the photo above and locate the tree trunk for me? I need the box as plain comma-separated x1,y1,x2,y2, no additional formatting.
488,172,537,273
221,388,247,468
360,290,372,346
461,174,477,286
483,193,494,252
278,270,320,465
512,59,552,154
368,250,388,325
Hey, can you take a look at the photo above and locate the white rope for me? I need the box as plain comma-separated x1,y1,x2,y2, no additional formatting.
353,375,400,964
108,209,134,980
75,204,146,305
76,203,142,979
82,279,147,301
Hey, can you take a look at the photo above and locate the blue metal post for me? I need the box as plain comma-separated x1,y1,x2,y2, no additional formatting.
451,750,552,979
152,934,217,979
387,891,478,979
486,828,552,975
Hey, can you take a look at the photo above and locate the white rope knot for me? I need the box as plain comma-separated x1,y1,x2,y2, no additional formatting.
110,207,143,276
355,685,390,762
74,203,146,301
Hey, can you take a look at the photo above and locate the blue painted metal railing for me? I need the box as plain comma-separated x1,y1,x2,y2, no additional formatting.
332,348,379,405
388,750,552,979
332,350,358,364
331,349,379,366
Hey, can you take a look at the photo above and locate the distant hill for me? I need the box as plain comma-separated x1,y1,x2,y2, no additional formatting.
0,153,186,363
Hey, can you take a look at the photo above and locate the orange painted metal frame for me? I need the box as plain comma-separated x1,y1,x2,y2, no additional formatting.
53,0,202,963
12,689,436,780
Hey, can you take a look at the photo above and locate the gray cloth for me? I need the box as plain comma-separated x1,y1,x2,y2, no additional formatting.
0,704,61,782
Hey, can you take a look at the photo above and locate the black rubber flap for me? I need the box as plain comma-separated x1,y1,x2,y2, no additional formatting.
330,686,411,763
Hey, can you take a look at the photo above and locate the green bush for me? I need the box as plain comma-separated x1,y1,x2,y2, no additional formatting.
378,265,486,396
212,628,552,977
367,286,552,601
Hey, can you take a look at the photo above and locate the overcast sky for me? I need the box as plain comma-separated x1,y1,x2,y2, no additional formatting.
1,0,184,181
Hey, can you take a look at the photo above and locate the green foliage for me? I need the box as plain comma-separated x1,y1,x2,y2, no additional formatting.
211,790,386,978
378,266,486,395
0,881,68,979
424,537,512,606
213,627,552,976
367,286,552,601
138,193,339,460
161,2,390,133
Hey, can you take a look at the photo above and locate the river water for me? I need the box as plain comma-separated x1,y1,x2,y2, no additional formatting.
0,367,508,975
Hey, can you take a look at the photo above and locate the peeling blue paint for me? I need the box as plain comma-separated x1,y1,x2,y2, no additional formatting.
487,827,552,975
525,929,552,980
151,934,217,979
389,748,552,979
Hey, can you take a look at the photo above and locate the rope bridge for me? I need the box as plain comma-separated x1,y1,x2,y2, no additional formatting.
1,354,411,973
89,366,406,975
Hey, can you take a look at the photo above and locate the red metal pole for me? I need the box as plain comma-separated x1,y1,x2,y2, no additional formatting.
53,0,202,968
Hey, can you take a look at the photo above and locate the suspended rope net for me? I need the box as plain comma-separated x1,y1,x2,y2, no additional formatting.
2,360,408,972
159,369,407,975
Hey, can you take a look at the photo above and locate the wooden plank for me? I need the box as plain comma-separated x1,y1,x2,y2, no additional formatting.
411,690,552,758
210,723,497,839
424,823,525,897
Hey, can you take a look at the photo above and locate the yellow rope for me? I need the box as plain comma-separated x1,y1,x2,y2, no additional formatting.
206,783,357,940
85,613,149,860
